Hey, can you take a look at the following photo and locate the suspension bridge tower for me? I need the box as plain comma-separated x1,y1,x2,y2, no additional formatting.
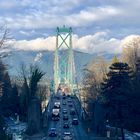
54,26,75,93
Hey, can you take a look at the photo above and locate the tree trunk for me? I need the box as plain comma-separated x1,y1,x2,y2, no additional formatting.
115,127,118,138
121,127,125,140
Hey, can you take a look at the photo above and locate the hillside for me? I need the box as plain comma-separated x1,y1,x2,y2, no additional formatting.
3,50,115,81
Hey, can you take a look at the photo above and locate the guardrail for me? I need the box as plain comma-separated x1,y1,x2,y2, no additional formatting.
73,95,89,120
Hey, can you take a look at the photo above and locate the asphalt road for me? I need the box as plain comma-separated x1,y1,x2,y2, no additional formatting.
45,94,89,140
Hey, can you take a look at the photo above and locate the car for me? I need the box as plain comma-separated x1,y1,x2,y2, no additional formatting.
52,109,60,118
54,102,61,108
13,133,23,140
67,95,70,97
68,103,73,107
67,99,72,103
63,109,68,114
63,123,69,129
70,109,76,115
48,128,57,137
63,102,66,105
70,96,74,99
63,132,72,140
52,117,59,121
63,115,69,120
63,96,66,99
72,118,78,125
57,96,60,100
55,95,60,100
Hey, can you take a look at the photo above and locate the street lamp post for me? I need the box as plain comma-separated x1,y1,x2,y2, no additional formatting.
106,120,111,138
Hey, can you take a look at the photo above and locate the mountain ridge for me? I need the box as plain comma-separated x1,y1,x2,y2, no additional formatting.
3,50,116,81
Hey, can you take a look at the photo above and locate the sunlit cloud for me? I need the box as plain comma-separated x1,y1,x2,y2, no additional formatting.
12,32,122,54
0,0,140,53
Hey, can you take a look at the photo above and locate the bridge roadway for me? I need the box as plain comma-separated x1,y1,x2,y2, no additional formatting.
45,94,89,140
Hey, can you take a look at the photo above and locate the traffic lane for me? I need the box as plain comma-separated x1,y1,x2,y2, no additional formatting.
47,95,82,140
72,120,89,140
67,102,84,140
61,96,75,140
46,118,61,139
46,122,59,140
51,94,70,140
69,96,88,140
58,96,74,139
46,97,61,140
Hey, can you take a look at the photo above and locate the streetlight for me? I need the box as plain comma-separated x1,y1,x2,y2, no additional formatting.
106,120,111,138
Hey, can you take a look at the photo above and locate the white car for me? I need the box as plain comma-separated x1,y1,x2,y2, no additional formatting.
63,132,73,140
12,133,23,140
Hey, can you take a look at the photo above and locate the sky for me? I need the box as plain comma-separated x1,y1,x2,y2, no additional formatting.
1,0,140,54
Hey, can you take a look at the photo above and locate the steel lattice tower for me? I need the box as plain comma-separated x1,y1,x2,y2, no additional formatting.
54,26,75,93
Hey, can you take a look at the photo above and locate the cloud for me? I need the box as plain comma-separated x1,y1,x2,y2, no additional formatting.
0,0,17,9
12,32,121,54
0,1,121,30
73,32,121,54
66,6,120,27
13,36,56,51
1,0,140,42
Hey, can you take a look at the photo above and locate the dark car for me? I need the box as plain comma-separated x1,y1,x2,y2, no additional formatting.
70,109,76,115
63,115,69,120
67,99,72,103
68,103,73,107
48,128,57,137
55,95,60,100
72,118,78,125
67,95,70,97
70,96,74,99
52,117,59,121
63,123,69,129
63,132,72,140
63,96,66,99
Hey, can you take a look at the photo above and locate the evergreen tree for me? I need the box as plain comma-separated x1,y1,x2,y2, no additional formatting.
0,115,7,140
127,57,140,131
0,60,6,98
2,72,12,98
0,60,5,78
0,61,12,116
134,57,140,92
112,55,119,64
101,62,132,140
10,84,19,114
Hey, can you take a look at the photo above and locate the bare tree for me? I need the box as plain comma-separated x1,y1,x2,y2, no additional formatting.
83,57,108,100
0,26,11,58
0,26,9,47
122,35,140,72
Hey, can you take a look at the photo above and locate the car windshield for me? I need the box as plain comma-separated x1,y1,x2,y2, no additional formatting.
64,132,71,135
51,128,56,131
68,100,72,102
74,118,77,120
